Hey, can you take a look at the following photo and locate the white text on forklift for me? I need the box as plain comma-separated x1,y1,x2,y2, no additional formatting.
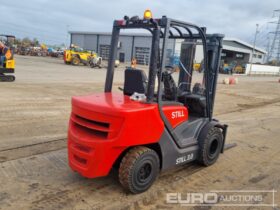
171,110,185,119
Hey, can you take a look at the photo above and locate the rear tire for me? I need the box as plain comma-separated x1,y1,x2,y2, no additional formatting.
71,57,80,65
119,146,159,194
9,75,15,82
198,127,223,166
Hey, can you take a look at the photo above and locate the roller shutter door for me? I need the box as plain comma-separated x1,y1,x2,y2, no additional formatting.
135,47,150,65
100,45,110,60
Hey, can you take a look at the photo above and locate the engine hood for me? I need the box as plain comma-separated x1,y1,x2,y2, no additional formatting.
72,93,157,117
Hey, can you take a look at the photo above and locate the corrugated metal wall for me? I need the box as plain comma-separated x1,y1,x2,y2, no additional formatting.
71,34,84,48
70,33,176,63
84,35,98,51
118,36,133,62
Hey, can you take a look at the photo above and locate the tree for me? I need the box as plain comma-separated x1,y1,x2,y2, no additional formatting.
32,38,39,47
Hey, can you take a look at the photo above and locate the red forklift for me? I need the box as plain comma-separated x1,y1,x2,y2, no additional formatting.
68,10,228,194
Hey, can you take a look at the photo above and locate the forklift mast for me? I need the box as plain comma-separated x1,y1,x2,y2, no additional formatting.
206,35,224,118
179,35,224,119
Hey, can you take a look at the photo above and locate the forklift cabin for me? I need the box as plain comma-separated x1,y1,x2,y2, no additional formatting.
68,12,228,194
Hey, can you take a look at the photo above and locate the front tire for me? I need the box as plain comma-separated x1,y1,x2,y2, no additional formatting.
119,146,160,194
198,127,223,166
71,57,80,65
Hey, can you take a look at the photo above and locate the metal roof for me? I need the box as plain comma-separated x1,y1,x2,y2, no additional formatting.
0,34,16,38
224,37,266,54
69,31,151,37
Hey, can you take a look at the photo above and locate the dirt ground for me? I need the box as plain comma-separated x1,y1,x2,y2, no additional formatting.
0,55,279,210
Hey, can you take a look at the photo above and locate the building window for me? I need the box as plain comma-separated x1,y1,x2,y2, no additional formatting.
117,41,122,49
258,54,262,59
253,54,257,58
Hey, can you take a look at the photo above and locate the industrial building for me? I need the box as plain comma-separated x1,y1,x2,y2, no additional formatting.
222,38,266,64
69,31,266,65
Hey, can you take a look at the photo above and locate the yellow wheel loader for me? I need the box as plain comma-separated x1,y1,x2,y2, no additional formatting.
63,46,102,67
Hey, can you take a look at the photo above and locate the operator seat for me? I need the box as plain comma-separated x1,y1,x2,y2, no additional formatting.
123,68,148,96
178,83,206,117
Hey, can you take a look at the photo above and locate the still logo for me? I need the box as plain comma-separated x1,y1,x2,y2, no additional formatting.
172,110,185,119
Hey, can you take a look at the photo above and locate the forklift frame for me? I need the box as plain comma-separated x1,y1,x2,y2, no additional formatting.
68,15,231,194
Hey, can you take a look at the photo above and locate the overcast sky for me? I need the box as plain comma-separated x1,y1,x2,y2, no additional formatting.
0,0,279,48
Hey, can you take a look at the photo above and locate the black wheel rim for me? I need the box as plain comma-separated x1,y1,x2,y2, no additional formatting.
137,163,152,183
209,139,219,158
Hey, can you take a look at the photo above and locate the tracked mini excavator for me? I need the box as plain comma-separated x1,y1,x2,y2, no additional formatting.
68,10,229,194
0,35,15,82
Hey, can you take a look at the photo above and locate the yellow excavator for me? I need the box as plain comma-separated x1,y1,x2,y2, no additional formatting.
0,35,15,82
